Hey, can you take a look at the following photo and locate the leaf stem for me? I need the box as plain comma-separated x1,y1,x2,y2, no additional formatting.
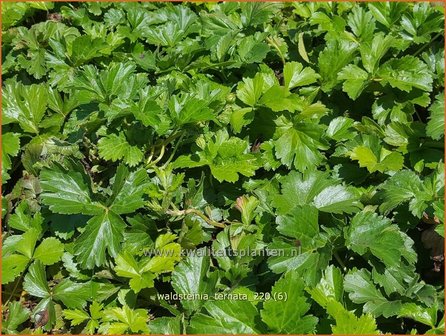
166,208,226,229
5,271,26,306
413,33,442,57
162,133,185,168
266,36,286,65
333,251,347,272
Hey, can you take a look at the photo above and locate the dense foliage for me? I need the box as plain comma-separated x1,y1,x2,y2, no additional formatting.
1,1,445,334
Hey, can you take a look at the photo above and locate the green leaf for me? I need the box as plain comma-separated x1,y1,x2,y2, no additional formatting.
348,139,404,173
347,6,376,42
1,132,20,183
33,238,64,265
326,117,355,141
360,33,394,73
344,269,402,318
307,265,344,308
345,211,416,268
63,309,90,326
114,252,155,293
75,211,126,269
132,95,170,135
273,115,326,171
378,170,431,217
338,64,369,100
40,164,103,216
2,254,29,284
23,261,50,299
149,316,181,335
426,92,444,140
189,300,260,334
261,271,318,333
109,165,149,214
144,234,182,273
283,61,320,90
52,279,90,309
168,95,215,125
259,85,301,112
377,56,433,92
277,205,319,246
71,63,141,103
101,305,149,334
318,37,358,92
2,82,48,133
98,133,144,167
3,301,30,333
273,170,361,215
171,249,217,312
174,129,259,183
230,107,254,133
236,73,267,107
327,300,380,334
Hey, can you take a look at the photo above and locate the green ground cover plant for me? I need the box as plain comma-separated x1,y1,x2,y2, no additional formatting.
1,1,445,334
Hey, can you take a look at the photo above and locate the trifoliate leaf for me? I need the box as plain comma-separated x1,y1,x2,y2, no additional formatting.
174,129,259,183
273,170,361,215
426,92,445,140
75,211,126,269
98,133,144,167
40,164,103,216
338,64,369,100
2,81,48,133
236,72,267,107
378,170,432,217
307,265,344,308
348,135,405,173
109,165,149,215
2,132,20,183
273,115,326,171
318,37,358,92
377,56,433,92
261,271,318,333
327,300,380,334
114,252,156,293
347,6,376,42
171,249,217,312
344,269,402,318
101,305,149,334
168,95,215,125
360,33,394,73
188,300,260,334
283,61,320,90
345,211,416,268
